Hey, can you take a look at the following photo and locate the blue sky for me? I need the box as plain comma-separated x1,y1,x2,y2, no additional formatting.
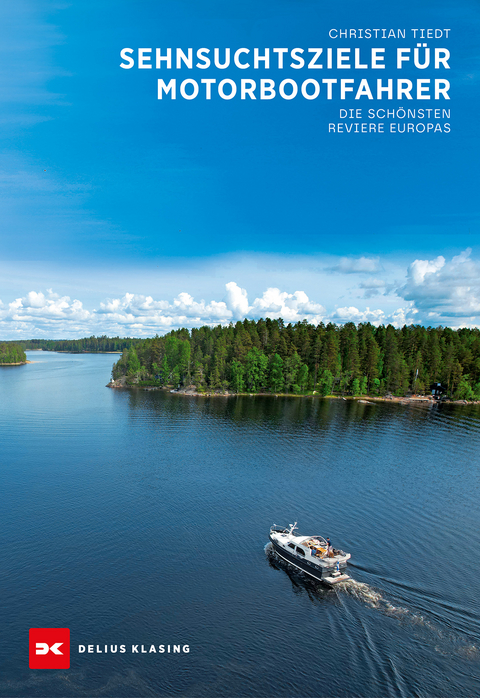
1,0,479,337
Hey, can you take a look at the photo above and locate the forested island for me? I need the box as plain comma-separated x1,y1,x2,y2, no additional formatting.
111,320,480,401
12,336,142,353
0,343,27,365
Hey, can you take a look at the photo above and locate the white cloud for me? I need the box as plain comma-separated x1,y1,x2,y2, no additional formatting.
0,290,92,337
173,292,230,320
1,249,480,338
407,255,445,285
225,281,249,318
329,256,380,274
0,283,327,337
397,248,480,323
390,306,419,328
7,290,90,323
331,306,386,325
250,288,326,323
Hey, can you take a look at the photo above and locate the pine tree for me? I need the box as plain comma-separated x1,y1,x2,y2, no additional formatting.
231,360,245,393
127,348,141,376
269,354,284,392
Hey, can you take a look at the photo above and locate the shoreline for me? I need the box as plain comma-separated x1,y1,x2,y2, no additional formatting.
27,350,123,354
0,360,31,366
107,380,480,406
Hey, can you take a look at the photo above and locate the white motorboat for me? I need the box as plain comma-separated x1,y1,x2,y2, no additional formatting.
269,522,351,585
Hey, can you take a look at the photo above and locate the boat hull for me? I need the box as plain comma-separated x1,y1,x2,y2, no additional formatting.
269,535,349,585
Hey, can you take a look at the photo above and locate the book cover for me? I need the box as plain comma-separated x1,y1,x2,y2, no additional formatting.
1,1,479,697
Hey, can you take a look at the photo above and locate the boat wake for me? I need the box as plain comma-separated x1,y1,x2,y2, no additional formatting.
335,578,411,616
266,544,479,661
335,578,479,660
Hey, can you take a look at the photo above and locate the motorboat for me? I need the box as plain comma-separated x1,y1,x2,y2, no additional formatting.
269,522,351,585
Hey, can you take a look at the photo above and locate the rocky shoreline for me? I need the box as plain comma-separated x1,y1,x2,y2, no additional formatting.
107,378,480,406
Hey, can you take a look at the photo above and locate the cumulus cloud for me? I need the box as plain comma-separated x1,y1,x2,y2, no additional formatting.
4,290,91,331
225,281,249,318
96,291,232,333
329,256,381,274
390,307,419,327
0,296,90,339
1,250,480,338
397,248,480,323
331,306,386,325
407,255,445,285
0,283,327,338
250,288,326,323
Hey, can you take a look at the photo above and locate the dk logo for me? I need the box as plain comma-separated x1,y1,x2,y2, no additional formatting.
29,628,70,669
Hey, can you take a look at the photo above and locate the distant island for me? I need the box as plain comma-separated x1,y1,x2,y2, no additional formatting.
16,336,142,353
110,319,480,402
0,343,27,365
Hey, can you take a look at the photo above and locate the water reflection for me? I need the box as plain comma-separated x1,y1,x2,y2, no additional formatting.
2,354,480,698
121,387,480,431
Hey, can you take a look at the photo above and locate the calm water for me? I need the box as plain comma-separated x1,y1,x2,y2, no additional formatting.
1,352,480,697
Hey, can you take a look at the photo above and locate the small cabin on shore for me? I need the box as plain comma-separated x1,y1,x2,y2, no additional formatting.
430,382,447,399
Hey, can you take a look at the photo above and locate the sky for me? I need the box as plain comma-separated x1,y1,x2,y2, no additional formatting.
0,0,479,338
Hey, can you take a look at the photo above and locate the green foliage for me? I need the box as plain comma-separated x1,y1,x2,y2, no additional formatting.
297,364,309,392
161,356,169,384
319,369,334,396
245,347,268,391
127,348,141,376
231,360,245,393
16,336,140,353
284,352,302,393
454,375,474,400
0,343,27,364
269,354,284,392
106,320,480,400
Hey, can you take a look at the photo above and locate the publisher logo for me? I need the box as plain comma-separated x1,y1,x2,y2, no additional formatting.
29,628,70,669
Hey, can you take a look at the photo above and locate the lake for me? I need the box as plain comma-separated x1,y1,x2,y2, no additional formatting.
1,351,480,697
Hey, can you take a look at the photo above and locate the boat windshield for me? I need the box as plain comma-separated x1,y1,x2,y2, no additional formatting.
305,536,327,547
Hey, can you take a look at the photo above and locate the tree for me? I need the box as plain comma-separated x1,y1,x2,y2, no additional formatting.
284,352,302,393
449,360,464,397
171,366,180,387
160,355,169,384
454,375,474,400
0,343,27,364
193,363,206,391
320,325,341,377
106,319,480,398
127,348,141,376
297,364,309,392
340,322,360,381
245,347,268,391
165,336,179,371
383,326,408,394
269,354,284,392
319,369,334,396
178,340,191,383
362,335,380,392
231,360,245,393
